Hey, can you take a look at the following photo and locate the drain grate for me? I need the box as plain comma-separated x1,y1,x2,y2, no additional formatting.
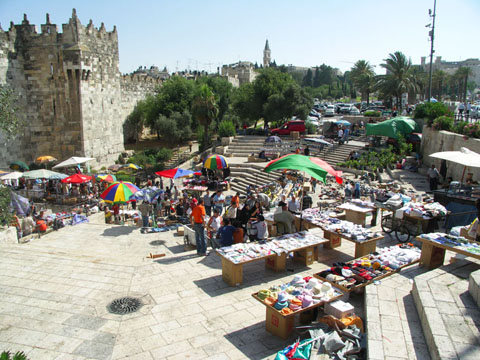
150,240,164,246
107,297,143,315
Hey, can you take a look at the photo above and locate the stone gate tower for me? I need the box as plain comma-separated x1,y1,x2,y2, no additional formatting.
0,9,159,168
263,39,270,68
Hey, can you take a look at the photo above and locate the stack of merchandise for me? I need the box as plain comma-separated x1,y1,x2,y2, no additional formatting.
301,209,381,242
350,199,375,208
316,243,421,290
255,276,342,315
216,231,325,264
420,233,480,255
396,201,447,219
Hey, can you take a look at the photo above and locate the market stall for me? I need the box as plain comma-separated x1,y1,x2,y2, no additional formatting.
251,276,343,338
314,243,421,292
337,199,378,227
216,230,328,286
417,233,480,269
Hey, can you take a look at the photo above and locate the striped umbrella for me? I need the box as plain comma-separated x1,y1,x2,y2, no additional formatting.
155,168,195,179
100,181,140,204
97,174,117,183
203,154,228,170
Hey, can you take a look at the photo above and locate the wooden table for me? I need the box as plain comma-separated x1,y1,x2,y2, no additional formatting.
217,237,328,287
322,229,382,258
416,235,480,269
338,204,377,227
251,289,343,339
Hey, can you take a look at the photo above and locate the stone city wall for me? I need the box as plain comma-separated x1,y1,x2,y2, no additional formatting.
421,126,480,182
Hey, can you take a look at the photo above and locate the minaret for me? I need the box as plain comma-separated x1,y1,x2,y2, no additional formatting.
263,39,271,68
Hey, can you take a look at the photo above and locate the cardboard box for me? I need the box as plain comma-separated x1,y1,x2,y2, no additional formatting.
177,226,184,236
325,300,354,319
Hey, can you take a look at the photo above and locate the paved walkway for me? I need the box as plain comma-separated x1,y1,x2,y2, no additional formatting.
0,218,395,360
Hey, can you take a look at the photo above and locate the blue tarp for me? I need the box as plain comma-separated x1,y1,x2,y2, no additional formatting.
445,202,477,230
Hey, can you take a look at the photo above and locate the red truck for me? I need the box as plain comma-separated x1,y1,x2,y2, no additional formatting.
270,120,306,136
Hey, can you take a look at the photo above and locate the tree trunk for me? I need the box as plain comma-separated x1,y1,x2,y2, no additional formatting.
204,122,209,149
463,75,468,102
366,90,370,106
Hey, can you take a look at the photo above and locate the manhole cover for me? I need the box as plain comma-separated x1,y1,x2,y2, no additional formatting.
150,240,164,246
107,297,143,315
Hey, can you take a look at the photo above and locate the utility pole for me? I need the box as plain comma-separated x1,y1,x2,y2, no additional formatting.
427,0,437,102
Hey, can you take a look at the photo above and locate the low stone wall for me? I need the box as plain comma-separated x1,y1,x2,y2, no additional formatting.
421,126,480,182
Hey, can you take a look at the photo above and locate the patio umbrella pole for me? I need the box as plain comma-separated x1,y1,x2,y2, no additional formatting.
461,166,467,183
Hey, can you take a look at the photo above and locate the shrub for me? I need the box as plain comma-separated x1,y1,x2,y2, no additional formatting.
305,121,317,134
432,116,453,131
414,102,452,126
218,120,236,137
0,186,13,228
363,110,381,117
156,148,173,162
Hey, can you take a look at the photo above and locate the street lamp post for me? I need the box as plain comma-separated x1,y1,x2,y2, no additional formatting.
427,0,437,103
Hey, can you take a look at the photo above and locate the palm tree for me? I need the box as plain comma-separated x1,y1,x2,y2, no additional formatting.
431,69,448,99
0,351,28,360
350,60,376,105
191,84,218,149
379,51,414,109
455,66,473,102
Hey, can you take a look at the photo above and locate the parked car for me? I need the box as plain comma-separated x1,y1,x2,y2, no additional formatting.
309,109,321,118
270,120,306,135
339,104,353,114
350,107,361,115
470,105,480,119
324,105,336,117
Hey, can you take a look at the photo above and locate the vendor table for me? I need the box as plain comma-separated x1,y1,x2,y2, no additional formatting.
217,234,328,287
251,289,343,339
337,203,377,227
416,235,480,270
322,229,383,258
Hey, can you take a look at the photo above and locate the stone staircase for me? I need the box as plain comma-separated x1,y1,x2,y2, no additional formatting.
412,261,480,360
165,149,192,169
229,163,281,196
224,135,268,157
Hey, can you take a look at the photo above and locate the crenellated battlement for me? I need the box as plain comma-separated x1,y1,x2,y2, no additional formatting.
0,9,118,47
121,73,163,85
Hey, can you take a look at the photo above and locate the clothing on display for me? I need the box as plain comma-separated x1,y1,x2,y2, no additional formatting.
216,231,326,264
420,233,480,255
316,243,421,290
255,276,342,315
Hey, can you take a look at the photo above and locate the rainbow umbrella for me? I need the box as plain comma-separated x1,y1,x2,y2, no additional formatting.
61,173,92,184
97,174,117,183
264,154,343,184
155,168,195,179
203,154,228,170
100,181,140,204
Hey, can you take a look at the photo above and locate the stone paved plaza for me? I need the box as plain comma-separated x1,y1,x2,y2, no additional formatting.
0,214,381,360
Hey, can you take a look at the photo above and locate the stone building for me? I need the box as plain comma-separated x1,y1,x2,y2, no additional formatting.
0,10,160,168
420,56,480,86
221,61,258,87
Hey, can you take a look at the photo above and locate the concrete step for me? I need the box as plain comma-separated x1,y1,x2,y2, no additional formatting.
412,260,480,360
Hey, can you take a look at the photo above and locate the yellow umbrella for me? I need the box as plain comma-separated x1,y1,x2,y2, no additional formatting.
36,155,57,164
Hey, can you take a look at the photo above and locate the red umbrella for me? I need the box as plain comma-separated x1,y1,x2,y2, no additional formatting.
155,168,195,179
309,157,343,184
61,173,92,184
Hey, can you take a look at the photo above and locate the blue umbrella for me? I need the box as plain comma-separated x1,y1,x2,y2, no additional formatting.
335,119,351,126
130,187,164,202
265,135,282,143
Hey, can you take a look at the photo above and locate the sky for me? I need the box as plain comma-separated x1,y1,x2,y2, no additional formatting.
1,0,479,75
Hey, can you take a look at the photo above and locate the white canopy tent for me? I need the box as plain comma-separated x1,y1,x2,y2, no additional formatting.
52,156,95,169
429,147,480,181
0,171,24,180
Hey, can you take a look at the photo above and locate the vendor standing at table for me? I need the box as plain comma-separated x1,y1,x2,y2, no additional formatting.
138,201,152,230
191,199,208,256
288,195,300,214
231,192,240,207
212,218,235,249
213,190,225,214
274,201,296,234
427,164,440,191
203,190,212,216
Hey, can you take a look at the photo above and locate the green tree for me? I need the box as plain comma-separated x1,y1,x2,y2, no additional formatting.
317,64,334,86
0,84,24,140
313,67,321,88
431,69,448,99
0,186,13,228
196,76,233,122
378,51,415,109
455,66,473,102
192,84,218,149
350,60,376,105
302,68,313,87
125,100,149,145
231,83,256,126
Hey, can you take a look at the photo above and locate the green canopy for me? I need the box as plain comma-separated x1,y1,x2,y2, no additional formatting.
22,169,67,180
264,154,328,183
10,161,29,171
365,116,421,139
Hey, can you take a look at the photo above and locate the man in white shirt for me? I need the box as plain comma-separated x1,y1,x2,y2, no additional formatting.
253,215,268,240
288,196,300,213
213,190,225,214
427,164,440,191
